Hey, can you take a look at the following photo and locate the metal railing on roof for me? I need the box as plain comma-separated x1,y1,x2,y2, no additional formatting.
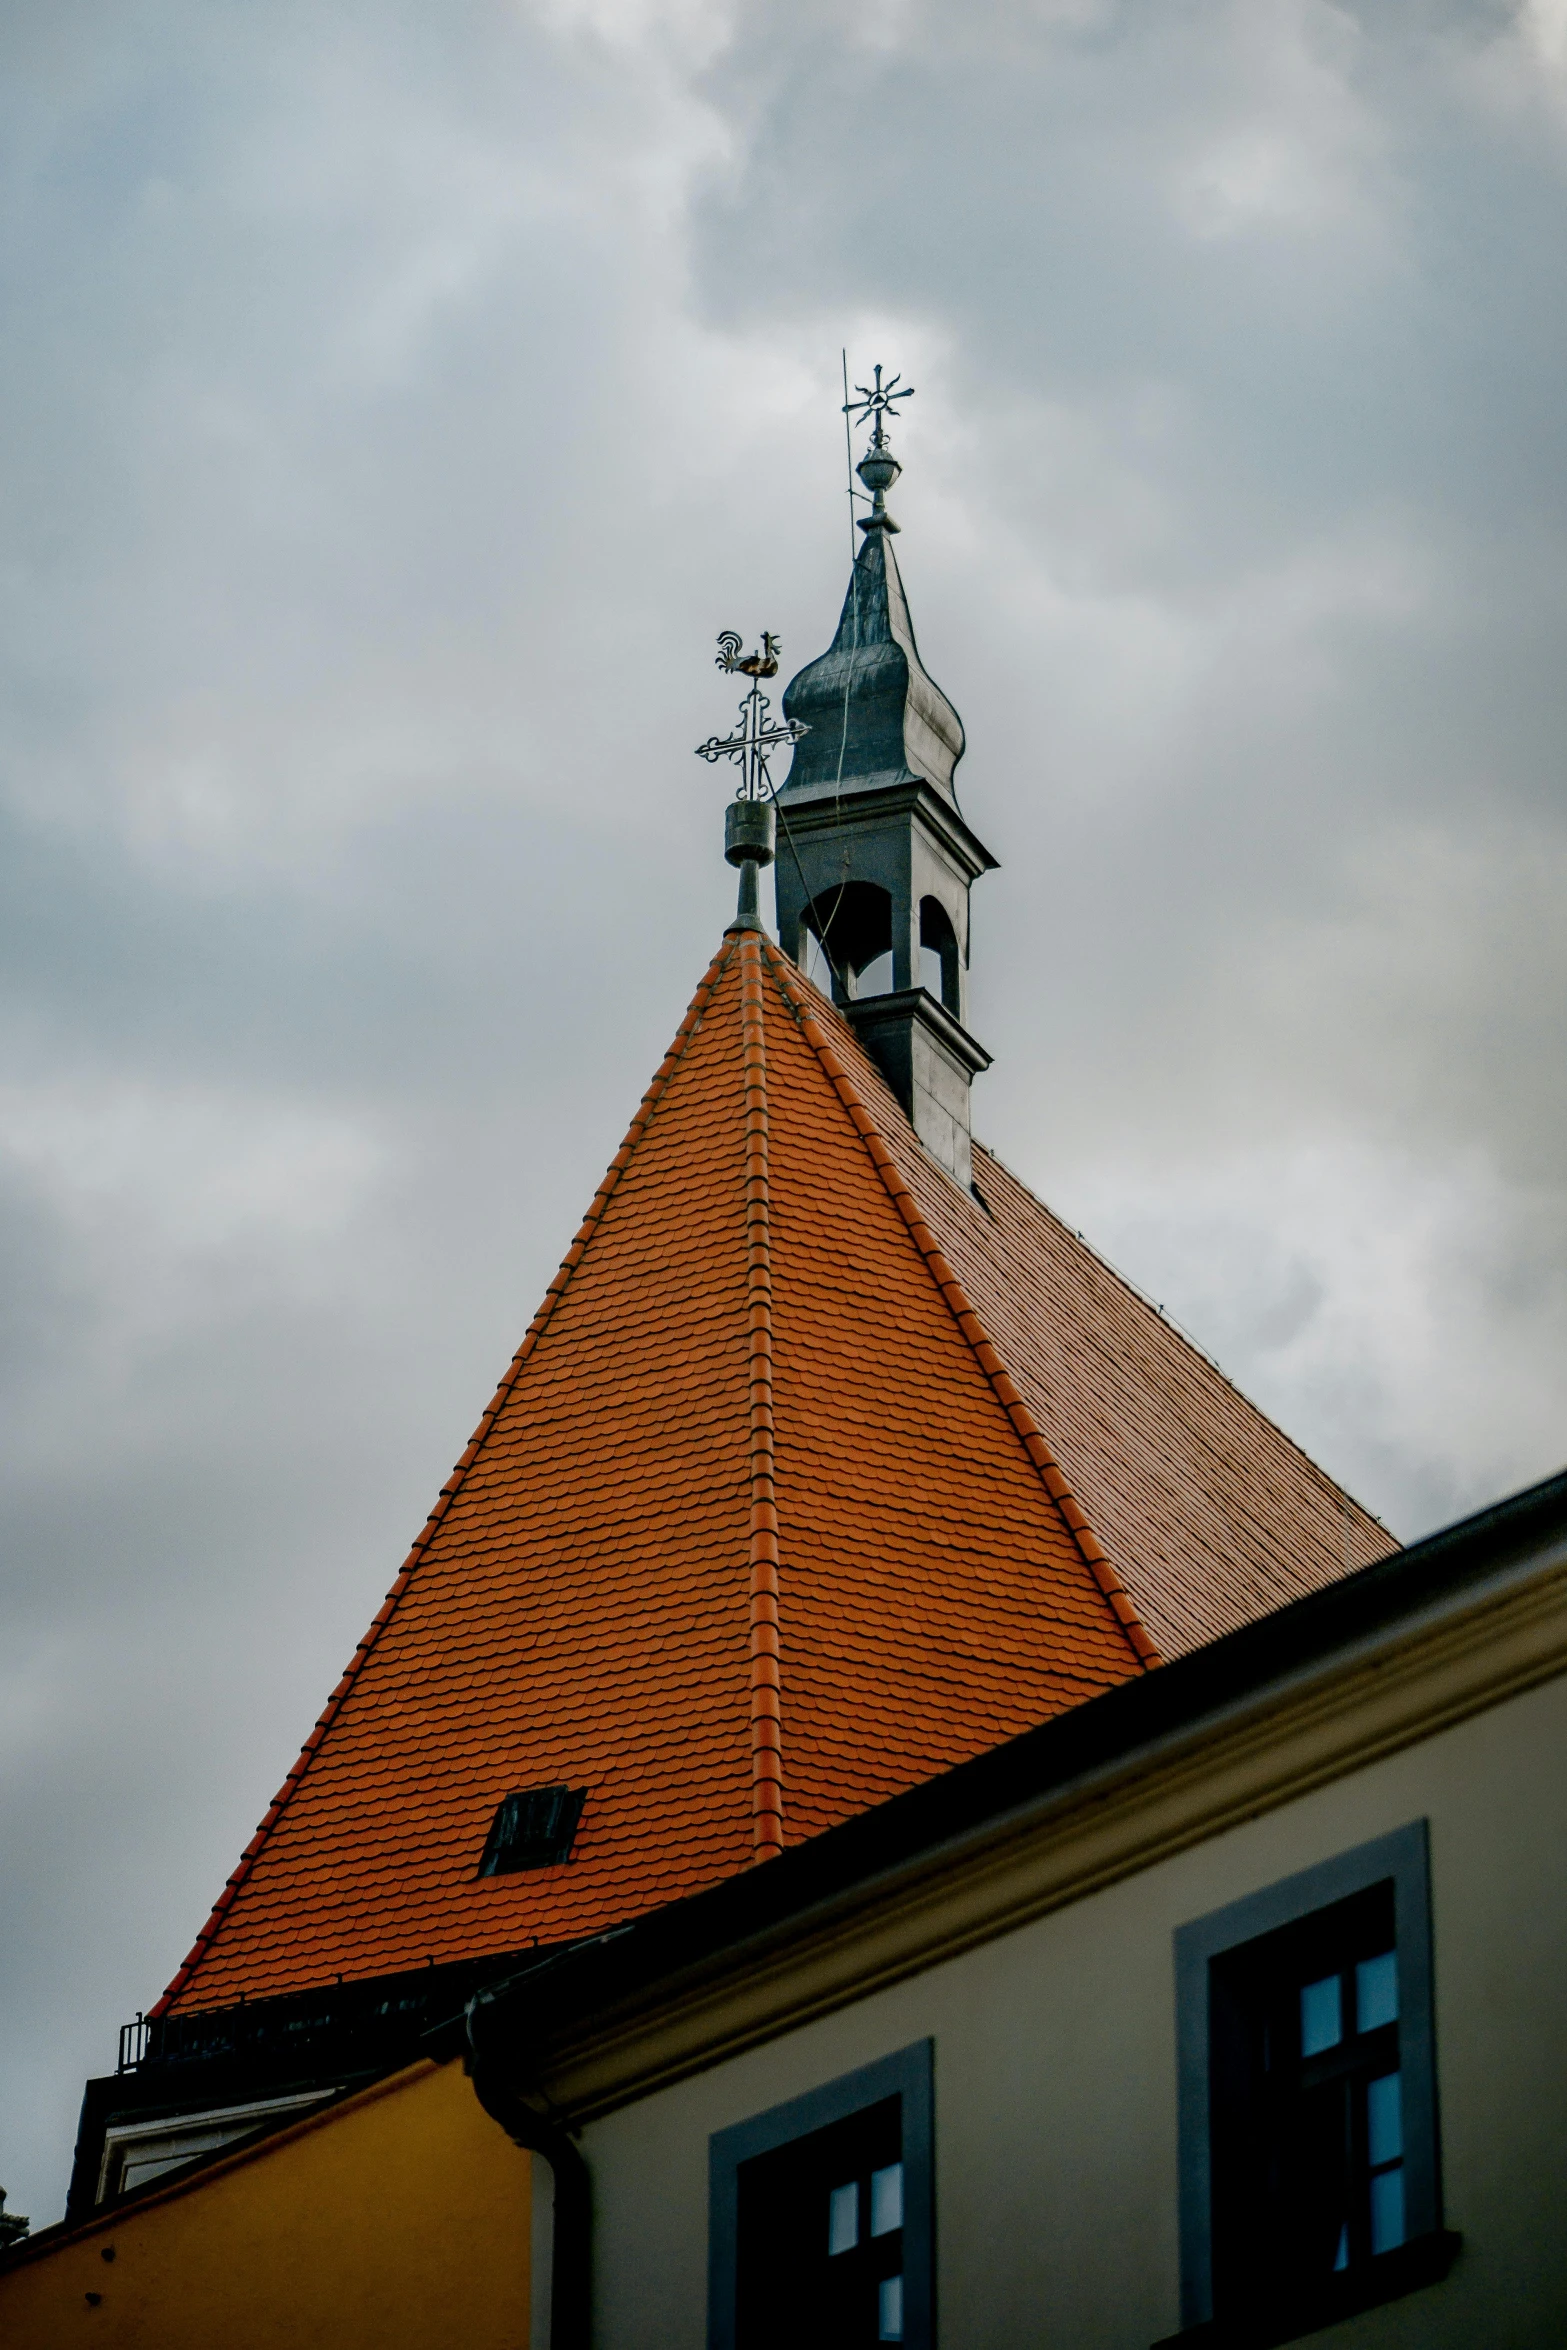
117,2013,152,2073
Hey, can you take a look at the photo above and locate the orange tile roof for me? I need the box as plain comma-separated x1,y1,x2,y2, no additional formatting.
157,933,1150,2014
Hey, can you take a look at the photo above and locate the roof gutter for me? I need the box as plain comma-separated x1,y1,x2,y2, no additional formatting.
466,1982,591,2350
479,1469,1567,2069
459,1467,1566,2291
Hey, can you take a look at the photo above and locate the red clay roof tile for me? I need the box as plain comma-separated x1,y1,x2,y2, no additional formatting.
157,927,1390,2015
157,934,1156,2012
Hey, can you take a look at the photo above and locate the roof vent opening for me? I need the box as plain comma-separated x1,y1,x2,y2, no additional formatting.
477,1785,586,1876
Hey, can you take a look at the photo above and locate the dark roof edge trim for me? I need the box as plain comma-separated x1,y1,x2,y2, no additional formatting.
491,1466,1567,2042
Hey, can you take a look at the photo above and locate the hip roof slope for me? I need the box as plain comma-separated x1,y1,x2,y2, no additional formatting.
157,935,1145,2015
791,990,1398,1656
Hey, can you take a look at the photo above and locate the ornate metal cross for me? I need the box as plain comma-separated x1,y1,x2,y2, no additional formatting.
843,363,913,450
694,631,808,802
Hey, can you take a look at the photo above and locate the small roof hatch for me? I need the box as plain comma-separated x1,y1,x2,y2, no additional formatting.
477,1785,586,1876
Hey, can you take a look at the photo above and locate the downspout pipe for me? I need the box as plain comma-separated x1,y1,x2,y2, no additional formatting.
466,1983,591,2350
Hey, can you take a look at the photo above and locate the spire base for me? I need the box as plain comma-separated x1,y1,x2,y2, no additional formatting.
723,796,775,934
844,988,991,1192
727,858,765,934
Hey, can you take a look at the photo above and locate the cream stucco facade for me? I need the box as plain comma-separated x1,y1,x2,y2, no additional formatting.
522,1505,1567,2349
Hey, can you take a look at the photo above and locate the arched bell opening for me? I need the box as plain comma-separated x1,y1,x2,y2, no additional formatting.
919,897,961,1016
800,882,894,1006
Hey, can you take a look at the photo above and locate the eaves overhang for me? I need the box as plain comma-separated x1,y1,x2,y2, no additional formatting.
480,1467,1567,2120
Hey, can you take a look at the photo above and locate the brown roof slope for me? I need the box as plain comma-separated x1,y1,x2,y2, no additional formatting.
952,1151,1397,1653
787,993,1397,1658
157,935,1146,2014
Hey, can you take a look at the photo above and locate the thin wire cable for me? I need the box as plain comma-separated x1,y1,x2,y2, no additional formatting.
762,352,867,1001
767,780,839,993
843,346,858,565
809,347,863,993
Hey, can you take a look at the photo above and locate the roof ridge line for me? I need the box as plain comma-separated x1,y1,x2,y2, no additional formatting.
739,935,784,1861
971,1140,1393,1541
152,936,743,2017
761,944,1162,1672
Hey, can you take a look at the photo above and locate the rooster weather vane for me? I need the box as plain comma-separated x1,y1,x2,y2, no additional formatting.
694,630,808,802
695,365,912,807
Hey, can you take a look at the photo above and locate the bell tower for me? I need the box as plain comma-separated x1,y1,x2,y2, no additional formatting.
774,373,996,1191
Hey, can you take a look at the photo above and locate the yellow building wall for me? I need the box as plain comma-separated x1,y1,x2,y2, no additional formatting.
0,2056,530,2349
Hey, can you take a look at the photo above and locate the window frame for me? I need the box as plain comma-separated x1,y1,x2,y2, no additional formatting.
708,2039,934,2350
1168,1821,1453,2345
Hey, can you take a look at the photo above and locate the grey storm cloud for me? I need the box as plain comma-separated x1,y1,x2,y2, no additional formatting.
2,0,1563,2223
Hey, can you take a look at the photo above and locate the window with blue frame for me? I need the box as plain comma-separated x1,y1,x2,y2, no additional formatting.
1166,1823,1458,2347
708,2043,933,2350
738,2094,905,2346
1209,1882,1406,2294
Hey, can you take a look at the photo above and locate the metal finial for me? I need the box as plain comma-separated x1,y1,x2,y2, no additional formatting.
695,631,808,802
843,364,913,450
698,631,808,931
843,364,913,535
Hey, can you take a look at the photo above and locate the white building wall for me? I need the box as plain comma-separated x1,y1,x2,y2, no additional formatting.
581,1669,1567,2350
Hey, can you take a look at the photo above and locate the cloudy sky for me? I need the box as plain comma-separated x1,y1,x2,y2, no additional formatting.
3,0,1565,2223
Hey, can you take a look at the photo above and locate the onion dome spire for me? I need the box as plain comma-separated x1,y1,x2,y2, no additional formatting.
771,371,997,1189
779,377,964,805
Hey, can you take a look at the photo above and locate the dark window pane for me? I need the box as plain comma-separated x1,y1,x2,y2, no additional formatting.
1356,1951,1398,2034
1369,2165,1405,2255
1366,2072,1402,2168
1292,2078,1353,2278
736,2096,901,2350
878,2275,904,2341
1300,1973,1343,2057
870,2163,903,2238
1208,1876,1401,2316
